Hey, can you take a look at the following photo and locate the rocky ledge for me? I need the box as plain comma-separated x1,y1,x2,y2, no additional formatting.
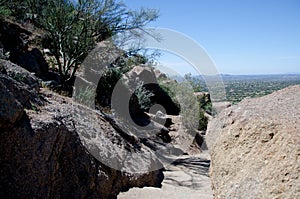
207,85,300,198
0,60,163,199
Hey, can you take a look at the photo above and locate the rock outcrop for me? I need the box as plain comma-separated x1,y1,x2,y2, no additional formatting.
0,19,49,78
0,60,163,198
207,85,300,199
0,80,24,129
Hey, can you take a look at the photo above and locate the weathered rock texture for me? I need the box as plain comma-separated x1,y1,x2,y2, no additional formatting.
207,85,300,199
0,60,163,198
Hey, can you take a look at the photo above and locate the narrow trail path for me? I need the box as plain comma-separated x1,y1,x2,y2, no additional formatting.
118,151,213,199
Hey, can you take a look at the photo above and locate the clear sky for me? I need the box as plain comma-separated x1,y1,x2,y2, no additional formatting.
122,0,300,75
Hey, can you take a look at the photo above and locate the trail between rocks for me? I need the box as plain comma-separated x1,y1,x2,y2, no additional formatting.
118,152,213,199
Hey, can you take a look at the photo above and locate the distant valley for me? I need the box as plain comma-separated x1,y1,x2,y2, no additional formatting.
194,74,300,104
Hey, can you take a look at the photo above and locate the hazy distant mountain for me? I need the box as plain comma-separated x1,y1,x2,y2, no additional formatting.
193,73,300,82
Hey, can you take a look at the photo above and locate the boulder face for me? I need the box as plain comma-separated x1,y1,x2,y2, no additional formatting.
0,80,24,129
0,59,40,91
207,85,300,199
0,60,43,109
0,60,163,199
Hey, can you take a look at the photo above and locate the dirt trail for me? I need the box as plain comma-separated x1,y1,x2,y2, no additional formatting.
118,152,213,199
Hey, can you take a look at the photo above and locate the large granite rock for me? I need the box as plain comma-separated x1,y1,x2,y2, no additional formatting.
207,85,300,199
0,61,163,199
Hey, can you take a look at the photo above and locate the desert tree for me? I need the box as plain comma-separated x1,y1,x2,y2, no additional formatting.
22,0,158,85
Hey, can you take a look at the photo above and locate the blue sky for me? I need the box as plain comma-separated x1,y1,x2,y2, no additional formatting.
122,0,300,75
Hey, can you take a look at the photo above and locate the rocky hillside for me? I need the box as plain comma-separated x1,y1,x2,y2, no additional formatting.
207,85,300,198
0,60,164,198
0,18,212,198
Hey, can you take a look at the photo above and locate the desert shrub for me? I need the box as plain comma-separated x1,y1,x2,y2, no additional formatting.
0,5,11,17
0,0,25,19
11,73,25,82
158,79,197,128
198,111,208,130
184,73,202,92
134,80,154,111
202,101,217,116
158,79,180,108
75,86,95,107
158,77,210,131
96,67,123,108
95,52,148,109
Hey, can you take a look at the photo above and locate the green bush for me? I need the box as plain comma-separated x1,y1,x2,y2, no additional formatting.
198,110,208,130
158,79,180,108
0,0,25,19
95,52,148,109
0,6,11,17
96,67,124,108
134,80,154,111
158,77,210,131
